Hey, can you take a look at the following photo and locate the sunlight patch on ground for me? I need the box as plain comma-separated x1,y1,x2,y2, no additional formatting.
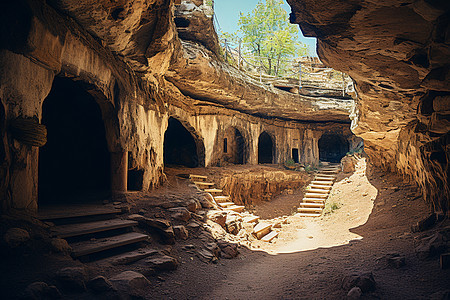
274,158,378,254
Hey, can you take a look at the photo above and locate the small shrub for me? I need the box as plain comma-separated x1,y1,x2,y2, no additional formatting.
285,158,295,166
324,202,341,214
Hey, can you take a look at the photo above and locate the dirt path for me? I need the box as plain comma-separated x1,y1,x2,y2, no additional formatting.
148,159,450,299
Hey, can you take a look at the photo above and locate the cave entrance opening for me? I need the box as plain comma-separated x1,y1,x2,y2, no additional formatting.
164,117,202,168
258,131,274,164
38,77,111,205
223,127,246,164
318,134,349,163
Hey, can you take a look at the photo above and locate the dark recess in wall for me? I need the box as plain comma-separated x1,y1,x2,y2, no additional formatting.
39,77,111,204
164,117,199,168
258,131,274,164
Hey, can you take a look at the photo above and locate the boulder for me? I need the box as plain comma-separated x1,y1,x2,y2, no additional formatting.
415,232,447,260
206,210,227,228
225,214,242,235
51,238,72,254
173,225,189,240
145,255,178,271
341,155,356,173
205,220,227,240
342,272,376,293
169,207,191,222
87,276,116,294
196,249,216,263
3,227,30,248
218,241,239,259
205,242,221,258
55,267,88,292
22,282,61,300
109,271,150,299
186,199,200,213
198,193,215,209
111,249,160,265
386,253,406,268
145,218,171,230
347,287,362,300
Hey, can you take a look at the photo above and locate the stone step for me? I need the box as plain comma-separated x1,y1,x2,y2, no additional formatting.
299,202,324,208
309,184,332,190
302,198,325,203
214,196,230,203
204,188,223,194
297,213,322,217
189,174,208,181
311,180,333,186
261,231,278,242
304,192,328,199
243,215,260,223
253,222,272,239
218,202,235,208
51,219,138,238
319,169,339,174
224,205,245,213
298,207,323,213
307,188,329,194
315,173,336,178
71,232,149,258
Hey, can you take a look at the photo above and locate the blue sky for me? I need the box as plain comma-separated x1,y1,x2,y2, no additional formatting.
214,0,317,56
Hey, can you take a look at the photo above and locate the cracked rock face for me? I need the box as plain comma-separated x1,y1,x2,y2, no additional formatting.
288,0,449,211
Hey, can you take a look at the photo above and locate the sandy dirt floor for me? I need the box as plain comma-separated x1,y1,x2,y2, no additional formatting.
1,158,449,299
146,158,450,299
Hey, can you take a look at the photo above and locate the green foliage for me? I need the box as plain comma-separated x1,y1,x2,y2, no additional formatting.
346,148,363,156
324,202,341,214
221,0,308,76
285,158,295,166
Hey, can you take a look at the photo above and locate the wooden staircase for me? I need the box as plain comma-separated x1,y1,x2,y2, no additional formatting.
298,163,340,217
38,204,149,260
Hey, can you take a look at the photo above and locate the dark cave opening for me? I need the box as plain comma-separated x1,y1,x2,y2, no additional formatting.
235,128,245,164
318,134,349,163
258,131,274,164
39,77,111,204
164,117,199,168
292,148,299,163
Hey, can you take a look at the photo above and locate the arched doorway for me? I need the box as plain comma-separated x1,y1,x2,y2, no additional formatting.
258,131,274,164
223,127,246,164
39,78,111,204
164,117,202,168
318,134,349,163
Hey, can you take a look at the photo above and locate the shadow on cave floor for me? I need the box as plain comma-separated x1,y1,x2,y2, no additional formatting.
144,160,450,299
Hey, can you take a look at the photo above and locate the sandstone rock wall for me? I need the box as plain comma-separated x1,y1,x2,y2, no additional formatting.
288,0,450,212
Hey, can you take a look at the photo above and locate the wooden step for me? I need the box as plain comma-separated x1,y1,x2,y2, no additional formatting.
218,202,235,208
319,170,339,174
299,202,324,208
38,205,121,222
193,182,215,189
214,196,230,203
204,188,223,194
302,198,325,203
315,176,335,181
51,219,138,238
243,215,260,223
315,174,336,178
224,205,245,213
261,231,278,242
311,180,333,186
309,184,332,190
298,207,323,213
307,188,329,194
71,232,149,258
304,192,328,199
297,213,322,217
190,174,208,181
253,222,271,239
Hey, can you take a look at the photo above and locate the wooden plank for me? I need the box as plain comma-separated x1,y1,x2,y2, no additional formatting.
299,203,324,208
38,205,120,221
307,188,329,194
297,213,322,217
218,202,235,208
214,196,230,203
51,219,138,238
261,231,278,242
304,192,328,199
309,184,332,190
204,189,223,194
71,232,149,257
311,181,333,186
298,207,322,212
224,205,245,213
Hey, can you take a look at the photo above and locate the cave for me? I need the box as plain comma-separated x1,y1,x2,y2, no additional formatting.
223,127,246,164
258,131,274,164
318,134,349,163
164,117,199,168
38,77,111,204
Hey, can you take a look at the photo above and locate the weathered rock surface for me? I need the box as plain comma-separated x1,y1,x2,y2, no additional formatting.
342,272,376,293
3,227,30,248
288,0,450,212
87,276,116,294
169,207,191,222
23,282,61,300
55,267,88,292
173,225,189,240
109,271,151,299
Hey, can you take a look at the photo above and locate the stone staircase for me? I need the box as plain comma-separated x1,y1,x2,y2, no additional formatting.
39,205,149,260
189,174,279,242
297,163,340,217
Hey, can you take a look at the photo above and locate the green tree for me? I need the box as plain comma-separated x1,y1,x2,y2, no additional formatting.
237,0,308,76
